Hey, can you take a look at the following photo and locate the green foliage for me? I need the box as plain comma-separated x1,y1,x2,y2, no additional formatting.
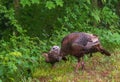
46,1,55,9
45,0,63,9
101,7,119,29
0,4,15,39
0,27,42,81
20,0,40,7
17,0,120,46
55,0,64,7
91,9,101,23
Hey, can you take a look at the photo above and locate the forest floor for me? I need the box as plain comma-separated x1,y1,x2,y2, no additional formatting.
33,49,120,82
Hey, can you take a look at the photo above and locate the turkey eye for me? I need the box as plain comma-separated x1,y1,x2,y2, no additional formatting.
53,48,55,50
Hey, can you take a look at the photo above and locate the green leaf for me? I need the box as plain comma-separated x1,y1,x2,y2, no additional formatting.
31,0,40,4
0,66,4,76
64,16,69,22
20,0,31,7
46,1,55,9
86,0,91,4
20,0,40,7
0,79,2,82
91,10,100,22
102,0,106,4
55,0,64,7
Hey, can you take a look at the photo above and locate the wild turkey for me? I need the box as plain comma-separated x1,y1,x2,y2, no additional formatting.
43,32,111,70
43,46,62,65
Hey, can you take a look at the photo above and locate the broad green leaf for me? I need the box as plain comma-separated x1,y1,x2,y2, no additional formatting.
86,0,91,4
91,10,100,22
0,79,2,82
20,0,31,7
31,0,40,4
102,0,106,4
55,0,63,7
64,16,69,22
46,1,55,9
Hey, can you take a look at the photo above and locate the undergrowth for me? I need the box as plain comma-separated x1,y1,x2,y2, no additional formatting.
32,49,120,82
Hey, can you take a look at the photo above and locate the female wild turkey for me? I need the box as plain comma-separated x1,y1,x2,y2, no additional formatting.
43,32,111,70
43,46,62,65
